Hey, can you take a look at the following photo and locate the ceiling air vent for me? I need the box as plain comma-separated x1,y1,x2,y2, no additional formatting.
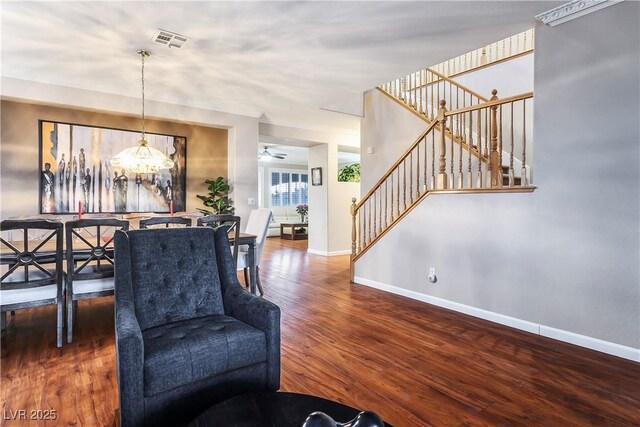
152,29,190,49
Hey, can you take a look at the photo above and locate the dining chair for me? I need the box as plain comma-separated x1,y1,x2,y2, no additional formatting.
65,217,129,343
197,215,241,267
1,219,64,347
139,216,192,229
237,209,272,296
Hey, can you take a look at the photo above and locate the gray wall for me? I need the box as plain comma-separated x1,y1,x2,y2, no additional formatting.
355,2,639,349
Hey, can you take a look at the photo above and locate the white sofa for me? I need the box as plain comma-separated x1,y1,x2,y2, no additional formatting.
266,206,304,237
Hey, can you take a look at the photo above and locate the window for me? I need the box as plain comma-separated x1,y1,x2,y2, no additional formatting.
270,169,308,207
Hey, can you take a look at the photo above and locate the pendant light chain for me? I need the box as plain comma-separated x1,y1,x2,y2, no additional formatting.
139,49,149,145
110,49,173,174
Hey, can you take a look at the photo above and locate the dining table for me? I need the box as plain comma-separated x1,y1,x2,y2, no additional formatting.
1,215,260,295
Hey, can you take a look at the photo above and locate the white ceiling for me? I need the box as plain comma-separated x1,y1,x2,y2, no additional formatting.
0,1,559,131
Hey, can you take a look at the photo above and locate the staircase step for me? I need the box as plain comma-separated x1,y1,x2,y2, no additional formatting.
502,174,522,186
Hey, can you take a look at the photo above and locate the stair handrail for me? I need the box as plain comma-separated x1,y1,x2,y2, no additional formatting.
419,68,489,103
444,91,533,116
354,120,438,212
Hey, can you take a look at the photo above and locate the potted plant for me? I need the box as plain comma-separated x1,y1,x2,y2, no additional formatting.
296,204,308,223
338,163,361,182
196,177,235,215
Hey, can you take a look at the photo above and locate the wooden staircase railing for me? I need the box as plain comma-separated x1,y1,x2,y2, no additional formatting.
431,29,535,78
350,91,534,277
379,68,488,122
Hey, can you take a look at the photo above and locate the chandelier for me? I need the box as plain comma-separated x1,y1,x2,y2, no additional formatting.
110,50,174,174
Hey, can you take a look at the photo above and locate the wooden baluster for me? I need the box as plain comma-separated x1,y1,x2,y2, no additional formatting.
358,208,362,250
362,204,366,247
423,135,428,193
531,29,535,50
350,198,357,263
416,143,420,198
484,106,489,157
418,71,422,115
430,71,435,120
523,31,527,52
476,108,483,188
499,104,503,181
436,77,440,114
367,199,372,243
409,151,414,204
449,114,455,189
426,70,433,121
437,100,448,189
509,102,515,187
449,82,453,126
431,130,436,189
485,107,491,187
489,89,502,187
509,36,513,56
521,100,528,186
396,168,400,217
390,170,394,222
373,191,377,237
481,47,487,65
403,158,407,210
458,113,463,189
384,178,388,228
467,110,473,188
412,73,416,109
358,207,362,252
379,187,383,234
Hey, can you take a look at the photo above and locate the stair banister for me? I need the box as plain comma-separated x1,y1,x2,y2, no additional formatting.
437,100,448,189
351,90,534,269
489,89,503,187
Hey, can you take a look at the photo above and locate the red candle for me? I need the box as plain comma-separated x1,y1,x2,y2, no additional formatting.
78,201,83,219
170,200,174,216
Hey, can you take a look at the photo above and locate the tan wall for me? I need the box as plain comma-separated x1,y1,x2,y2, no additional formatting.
0,100,227,218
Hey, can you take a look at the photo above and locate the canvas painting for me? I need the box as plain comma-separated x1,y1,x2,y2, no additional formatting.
39,120,186,214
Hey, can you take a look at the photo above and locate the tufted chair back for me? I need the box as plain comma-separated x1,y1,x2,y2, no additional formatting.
115,227,225,331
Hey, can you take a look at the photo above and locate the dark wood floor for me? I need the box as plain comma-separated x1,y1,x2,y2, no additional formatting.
2,237,639,426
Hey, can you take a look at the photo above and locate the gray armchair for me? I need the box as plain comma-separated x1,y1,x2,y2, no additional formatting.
114,227,280,427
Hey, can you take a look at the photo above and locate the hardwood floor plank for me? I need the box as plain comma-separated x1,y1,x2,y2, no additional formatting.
1,237,639,426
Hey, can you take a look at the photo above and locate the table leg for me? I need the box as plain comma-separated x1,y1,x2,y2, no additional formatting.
248,240,257,295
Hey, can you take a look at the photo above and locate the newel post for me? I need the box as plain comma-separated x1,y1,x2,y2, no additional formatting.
489,89,503,187
350,197,357,283
437,100,448,189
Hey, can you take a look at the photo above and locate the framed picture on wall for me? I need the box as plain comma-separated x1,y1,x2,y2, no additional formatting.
311,167,322,186
39,120,187,214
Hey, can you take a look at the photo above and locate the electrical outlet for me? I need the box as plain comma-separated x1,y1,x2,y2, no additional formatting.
428,268,437,283
248,198,256,206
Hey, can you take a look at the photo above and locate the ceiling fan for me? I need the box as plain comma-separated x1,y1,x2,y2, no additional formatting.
258,146,287,160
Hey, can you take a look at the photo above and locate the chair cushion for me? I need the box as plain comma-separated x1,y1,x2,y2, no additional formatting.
73,278,114,294
142,315,267,396
1,285,57,305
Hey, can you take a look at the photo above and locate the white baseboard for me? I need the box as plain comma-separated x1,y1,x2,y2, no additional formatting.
307,249,351,257
354,276,640,363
